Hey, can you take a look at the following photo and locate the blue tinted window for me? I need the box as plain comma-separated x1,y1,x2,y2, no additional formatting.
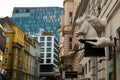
40,42,45,47
47,37,52,41
47,48,51,52
40,37,45,41
47,42,51,46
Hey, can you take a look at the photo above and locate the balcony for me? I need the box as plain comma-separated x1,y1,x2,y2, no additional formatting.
12,42,23,49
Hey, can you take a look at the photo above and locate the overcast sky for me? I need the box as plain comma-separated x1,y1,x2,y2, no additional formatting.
0,0,64,18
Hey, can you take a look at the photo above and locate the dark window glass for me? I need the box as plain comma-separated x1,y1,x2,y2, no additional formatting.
54,60,58,65
47,48,51,52
109,72,113,80
40,65,53,72
69,12,73,17
46,59,51,63
26,9,29,13
34,37,38,40
54,38,58,44
54,48,58,54
84,63,87,74
40,53,44,58
40,48,44,52
54,54,58,59
89,60,91,71
47,37,52,41
109,46,113,60
40,59,44,63
40,42,45,46
46,53,51,57
69,37,72,49
47,42,51,46
40,37,45,41
15,9,19,13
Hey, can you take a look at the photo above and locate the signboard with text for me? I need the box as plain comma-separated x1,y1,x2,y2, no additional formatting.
65,71,78,78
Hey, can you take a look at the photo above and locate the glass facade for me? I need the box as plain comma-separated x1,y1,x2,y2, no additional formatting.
12,7,63,41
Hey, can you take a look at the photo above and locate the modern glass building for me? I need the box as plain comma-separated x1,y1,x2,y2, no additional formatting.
12,7,63,41
33,34,59,80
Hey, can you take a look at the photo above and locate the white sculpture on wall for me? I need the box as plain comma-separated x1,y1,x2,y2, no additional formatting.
75,15,114,48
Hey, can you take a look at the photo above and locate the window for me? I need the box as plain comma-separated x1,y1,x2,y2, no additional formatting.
47,42,51,46
69,12,73,24
47,37,52,41
4,58,8,65
15,9,19,13
5,47,9,53
26,9,29,13
89,60,91,71
69,37,72,50
46,53,51,57
69,12,73,17
54,54,58,59
46,59,51,63
54,60,58,65
40,59,44,63
34,37,38,41
40,42,45,47
47,48,51,52
40,37,45,41
6,37,10,43
40,53,44,58
40,48,44,52
109,72,113,80
84,63,87,74
108,46,113,60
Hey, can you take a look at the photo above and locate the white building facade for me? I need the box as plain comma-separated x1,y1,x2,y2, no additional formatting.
33,34,59,79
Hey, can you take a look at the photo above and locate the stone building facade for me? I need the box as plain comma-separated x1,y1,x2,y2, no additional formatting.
59,0,120,80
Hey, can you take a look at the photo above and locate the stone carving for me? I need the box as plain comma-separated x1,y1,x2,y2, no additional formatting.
75,15,114,48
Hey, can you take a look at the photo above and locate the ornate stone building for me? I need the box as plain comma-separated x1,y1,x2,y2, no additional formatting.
58,0,120,80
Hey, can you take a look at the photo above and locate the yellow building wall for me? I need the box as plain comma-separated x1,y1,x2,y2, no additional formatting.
2,32,14,70
12,25,24,46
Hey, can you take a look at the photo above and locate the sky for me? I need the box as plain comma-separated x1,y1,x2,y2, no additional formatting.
0,0,64,18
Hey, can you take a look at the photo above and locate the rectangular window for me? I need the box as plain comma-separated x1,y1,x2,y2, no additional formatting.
108,46,113,60
40,42,45,47
69,37,72,50
40,59,44,63
47,48,51,52
69,12,73,17
47,37,52,41
5,47,9,53
40,48,44,52
26,9,29,13
46,59,51,63
84,63,87,74
69,12,73,24
34,37,38,41
40,37,45,41
15,9,19,13
6,37,10,43
4,58,8,65
46,53,51,57
40,53,44,58
89,60,91,71
47,42,51,46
